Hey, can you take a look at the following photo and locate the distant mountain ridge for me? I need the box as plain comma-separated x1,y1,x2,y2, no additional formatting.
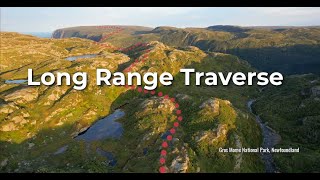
52,25,320,75
52,25,153,40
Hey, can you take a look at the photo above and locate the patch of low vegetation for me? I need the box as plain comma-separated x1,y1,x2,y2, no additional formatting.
253,74,320,172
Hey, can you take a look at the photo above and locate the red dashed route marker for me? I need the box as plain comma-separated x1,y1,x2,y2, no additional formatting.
124,84,183,173
162,141,168,148
96,25,183,173
94,26,148,53
170,128,176,134
159,166,166,174
161,150,167,156
160,157,166,164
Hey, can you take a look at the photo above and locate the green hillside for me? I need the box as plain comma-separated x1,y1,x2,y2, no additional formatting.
0,32,263,172
252,74,320,172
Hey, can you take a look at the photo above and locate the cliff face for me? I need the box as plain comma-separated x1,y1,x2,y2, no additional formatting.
52,28,102,41
51,26,153,42
51,29,65,38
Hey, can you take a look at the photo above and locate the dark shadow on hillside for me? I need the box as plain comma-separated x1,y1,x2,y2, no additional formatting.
183,43,320,75
70,32,102,42
0,122,79,172
0,63,33,76
225,44,320,75
207,25,250,33
133,31,154,35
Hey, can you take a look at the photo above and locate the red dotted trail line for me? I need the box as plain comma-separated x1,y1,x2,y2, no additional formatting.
92,26,124,48
94,26,181,173
123,85,183,173
92,26,148,52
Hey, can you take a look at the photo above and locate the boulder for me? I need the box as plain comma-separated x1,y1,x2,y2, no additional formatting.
0,158,8,168
28,143,35,149
311,86,320,96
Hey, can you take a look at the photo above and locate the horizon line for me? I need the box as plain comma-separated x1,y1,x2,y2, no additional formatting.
6,24,319,33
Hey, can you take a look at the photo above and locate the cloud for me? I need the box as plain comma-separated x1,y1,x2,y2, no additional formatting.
1,7,320,32
248,7,320,16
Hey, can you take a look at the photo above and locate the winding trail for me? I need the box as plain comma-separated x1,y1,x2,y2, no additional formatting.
123,86,183,173
92,26,183,173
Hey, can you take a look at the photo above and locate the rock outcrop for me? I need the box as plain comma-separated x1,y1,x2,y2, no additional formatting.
170,146,189,173
194,124,228,144
0,122,17,132
199,98,220,114
175,94,192,101
140,97,175,113
0,103,19,114
311,86,320,96
4,87,39,104
52,29,65,38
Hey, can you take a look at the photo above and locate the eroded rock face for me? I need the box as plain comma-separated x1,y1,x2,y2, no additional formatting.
170,147,189,173
148,41,168,51
12,116,27,125
140,97,175,113
175,94,191,101
194,124,228,144
0,103,19,114
52,29,65,38
0,122,18,132
216,124,228,140
0,111,30,132
43,86,69,105
194,130,215,142
4,87,38,104
199,98,220,114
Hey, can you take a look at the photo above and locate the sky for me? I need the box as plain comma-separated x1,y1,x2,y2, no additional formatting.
1,7,320,32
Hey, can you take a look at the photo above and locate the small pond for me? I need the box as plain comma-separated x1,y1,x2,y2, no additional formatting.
65,54,98,61
75,109,125,142
5,80,27,84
